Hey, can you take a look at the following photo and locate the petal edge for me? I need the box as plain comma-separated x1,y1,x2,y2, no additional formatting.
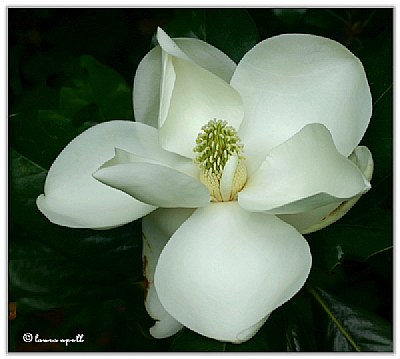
154,202,311,342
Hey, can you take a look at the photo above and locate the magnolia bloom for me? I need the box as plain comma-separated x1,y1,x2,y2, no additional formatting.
37,28,373,343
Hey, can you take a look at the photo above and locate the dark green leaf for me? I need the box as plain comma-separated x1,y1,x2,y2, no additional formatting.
273,9,307,26
367,248,393,283
11,85,59,114
20,48,72,84
204,9,259,63
285,322,306,352
11,55,135,169
9,297,159,351
9,46,23,96
170,324,272,352
359,30,393,185
9,147,143,267
9,236,133,309
310,287,392,352
170,329,226,352
79,55,133,120
59,84,92,119
59,55,133,120
9,148,48,214
9,149,144,310
286,291,318,351
158,9,206,43
10,110,78,169
155,9,259,63
303,9,345,31
308,208,392,271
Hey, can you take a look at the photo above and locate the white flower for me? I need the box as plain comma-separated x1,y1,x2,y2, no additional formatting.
37,28,373,343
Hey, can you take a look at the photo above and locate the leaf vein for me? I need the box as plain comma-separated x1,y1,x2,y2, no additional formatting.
308,287,361,352
373,83,392,106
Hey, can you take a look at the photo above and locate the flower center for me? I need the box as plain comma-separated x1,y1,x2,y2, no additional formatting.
193,119,247,202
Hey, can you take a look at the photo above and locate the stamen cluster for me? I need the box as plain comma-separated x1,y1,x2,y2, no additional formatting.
193,119,244,178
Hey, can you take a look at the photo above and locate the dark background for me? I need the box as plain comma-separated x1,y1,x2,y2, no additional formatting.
8,8,393,352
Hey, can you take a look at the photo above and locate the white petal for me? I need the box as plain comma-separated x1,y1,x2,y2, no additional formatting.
231,33,372,175
157,27,192,59
278,203,341,234
280,146,374,233
143,208,195,282
157,29,244,158
220,155,238,202
37,121,157,229
133,33,236,128
99,144,199,179
236,315,270,343
142,208,194,338
154,202,311,342
349,145,374,180
145,286,183,338
94,149,210,208
238,124,371,214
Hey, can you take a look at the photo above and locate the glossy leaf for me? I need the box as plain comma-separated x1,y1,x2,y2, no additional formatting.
310,287,392,352
10,110,77,169
158,9,206,41
204,9,259,63
9,148,48,213
169,302,307,352
11,85,59,114
285,291,318,351
308,208,392,271
285,322,308,352
273,9,307,26
9,296,159,351
9,149,144,310
367,249,393,283
10,54,135,170
156,9,259,63
20,48,72,84
60,55,133,120
170,329,227,352
359,30,393,184
79,55,133,119
9,236,132,310
302,9,344,32
170,326,272,352
9,148,143,262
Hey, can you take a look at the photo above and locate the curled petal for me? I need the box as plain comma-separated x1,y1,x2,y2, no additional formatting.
157,28,244,158
219,154,239,202
142,208,194,338
280,146,374,233
349,145,374,180
145,286,183,338
238,124,371,214
154,202,311,342
133,31,236,129
231,33,372,175
278,203,340,234
37,121,157,229
93,148,210,208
